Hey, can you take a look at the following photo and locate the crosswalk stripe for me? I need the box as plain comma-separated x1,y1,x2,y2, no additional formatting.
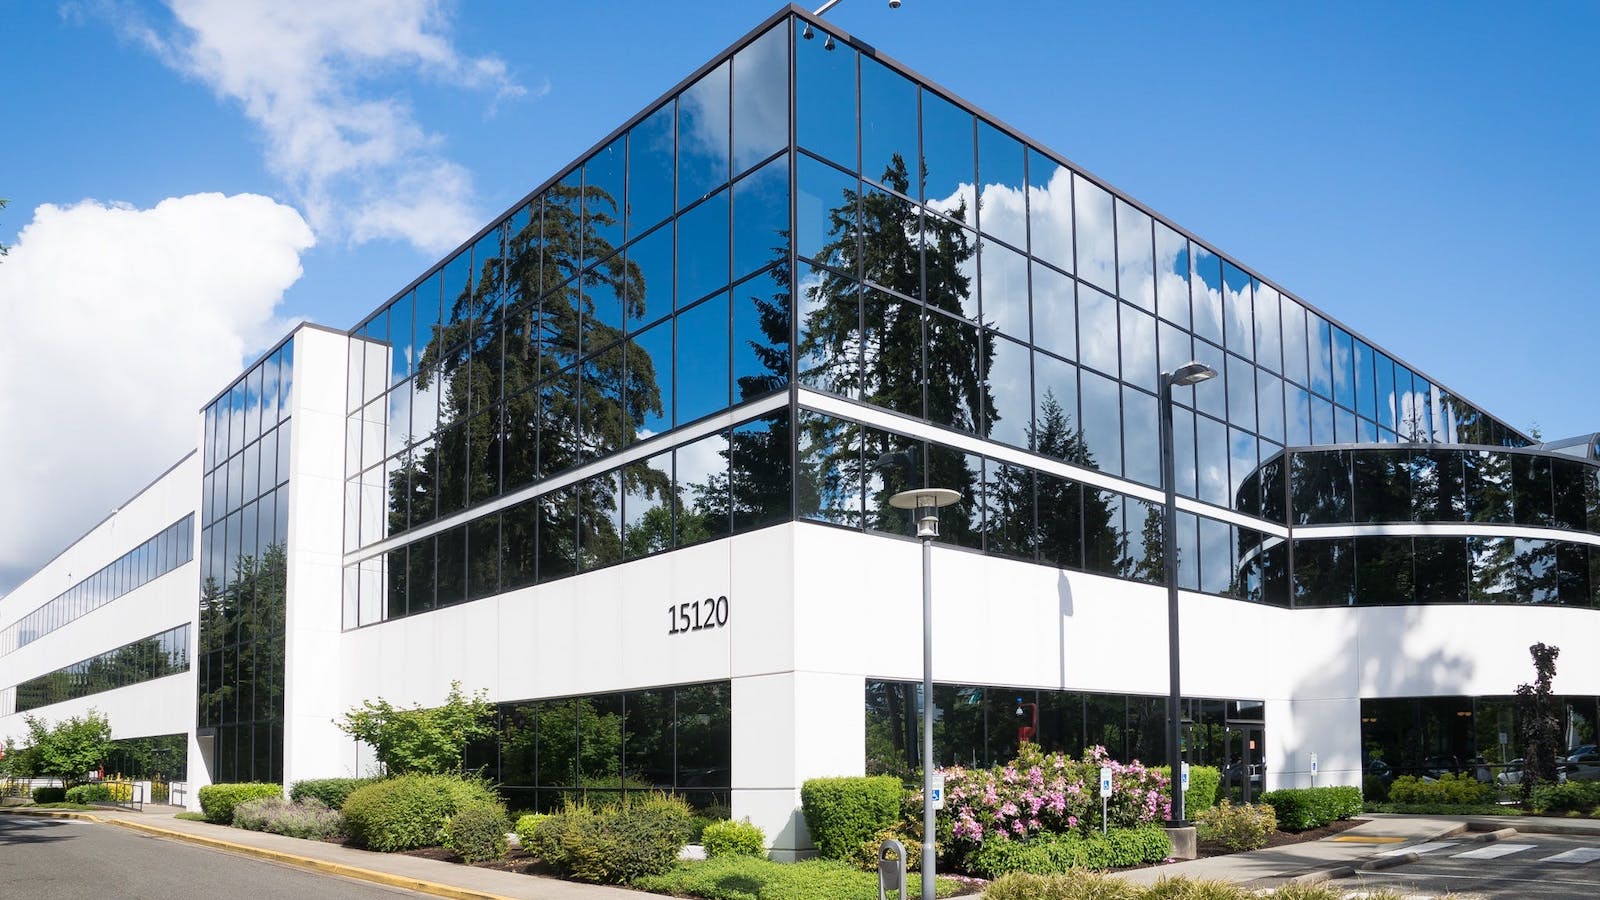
1450,842,1537,860
1540,847,1600,864
1378,841,1461,857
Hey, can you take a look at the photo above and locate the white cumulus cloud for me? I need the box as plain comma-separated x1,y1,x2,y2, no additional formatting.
0,193,314,596
123,0,526,253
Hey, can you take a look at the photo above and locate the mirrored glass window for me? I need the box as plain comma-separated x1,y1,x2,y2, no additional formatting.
795,23,856,169
1076,283,1118,378
1122,387,1159,488
1031,262,1074,360
796,154,857,268
626,222,673,331
1080,369,1121,476
1252,282,1282,375
1033,351,1078,461
732,24,788,175
796,264,861,396
980,238,1028,340
1190,245,1223,346
1280,298,1308,387
1120,303,1157,392
1331,325,1355,410
1115,200,1154,311
921,90,974,218
1374,350,1397,431
732,158,789,281
925,310,981,433
585,138,626,251
1226,354,1256,432
861,287,923,419
1073,174,1116,293
1256,368,1285,447
976,120,1025,248
1196,413,1229,506
1311,396,1335,445
626,318,673,440
797,411,862,527
1027,148,1072,272
1353,338,1376,420
1191,340,1227,422
733,267,790,403
1222,261,1252,357
987,333,1031,449
860,56,917,190
679,61,730,206
675,292,731,425
629,103,675,238
1172,404,1197,498
1154,223,1189,329
1307,312,1333,399
678,189,729,306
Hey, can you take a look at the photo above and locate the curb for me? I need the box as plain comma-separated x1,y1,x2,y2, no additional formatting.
0,808,104,821
1359,851,1418,871
1292,821,1468,884
6,810,518,900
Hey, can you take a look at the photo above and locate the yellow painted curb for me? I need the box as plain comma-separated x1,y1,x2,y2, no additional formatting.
1330,835,1408,843
0,808,105,822
101,817,519,900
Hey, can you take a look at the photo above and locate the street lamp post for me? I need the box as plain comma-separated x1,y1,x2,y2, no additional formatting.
1159,361,1217,828
888,486,960,900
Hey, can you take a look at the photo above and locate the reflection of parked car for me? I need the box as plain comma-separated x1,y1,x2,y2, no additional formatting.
1422,755,1460,778
1563,751,1600,781
1365,758,1393,780
1498,758,1569,785
1564,744,1597,759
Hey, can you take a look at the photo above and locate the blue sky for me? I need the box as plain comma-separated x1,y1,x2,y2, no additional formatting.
1,0,1595,593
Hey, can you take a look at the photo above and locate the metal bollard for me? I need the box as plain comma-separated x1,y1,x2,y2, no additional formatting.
877,838,907,900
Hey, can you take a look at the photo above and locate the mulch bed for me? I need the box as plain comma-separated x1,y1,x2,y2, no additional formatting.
400,844,549,875
1195,817,1366,858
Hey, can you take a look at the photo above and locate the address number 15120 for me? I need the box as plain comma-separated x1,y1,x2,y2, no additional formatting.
668,596,729,634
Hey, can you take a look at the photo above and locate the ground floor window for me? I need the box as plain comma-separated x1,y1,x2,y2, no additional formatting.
464,680,731,814
1360,695,1600,783
865,680,1263,787
104,733,187,782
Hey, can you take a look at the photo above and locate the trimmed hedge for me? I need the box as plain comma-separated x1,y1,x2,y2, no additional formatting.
1387,773,1494,806
65,784,111,804
32,786,67,804
702,818,766,858
342,774,499,852
633,856,959,900
1531,781,1600,814
526,794,691,883
445,799,510,863
799,776,902,861
1155,765,1222,817
198,783,282,825
965,826,1173,877
1258,786,1363,831
289,777,380,810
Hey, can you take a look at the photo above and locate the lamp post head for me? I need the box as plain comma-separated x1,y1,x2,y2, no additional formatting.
889,488,961,538
1167,361,1218,389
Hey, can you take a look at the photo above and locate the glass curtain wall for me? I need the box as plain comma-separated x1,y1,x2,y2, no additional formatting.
1362,695,1600,782
343,20,792,628
197,341,293,784
10,625,190,714
0,515,193,657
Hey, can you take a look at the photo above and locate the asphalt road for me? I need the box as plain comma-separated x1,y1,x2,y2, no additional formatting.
1346,832,1600,900
0,816,429,900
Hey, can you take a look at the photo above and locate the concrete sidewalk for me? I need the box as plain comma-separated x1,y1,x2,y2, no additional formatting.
1117,813,1600,888
7,805,1598,897
1,806,639,900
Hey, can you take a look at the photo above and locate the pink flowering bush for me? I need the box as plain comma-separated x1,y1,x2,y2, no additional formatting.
940,744,1171,862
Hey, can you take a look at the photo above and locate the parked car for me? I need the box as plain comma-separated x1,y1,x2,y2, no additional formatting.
1498,758,1569,785
1563,751,1600,781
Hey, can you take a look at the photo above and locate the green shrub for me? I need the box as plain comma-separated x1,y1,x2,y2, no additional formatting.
799,775,902,861
1386,773,1493,806
1199,800,1276,851
514,812,545,845
1155,765,1223,818
65,784,112,804
445,800,510,863
233,796,346,840
1257,786,1363,831
31,786,66,804
1363,775,1391,803
632,856,959,899
528,793,691,883
1531,780,1600,814
701,818,766,858
289,777,380,810
851,824,921,873
965,826,1172,877
197,783,282,825
341,773,499,852
982,871,1268,900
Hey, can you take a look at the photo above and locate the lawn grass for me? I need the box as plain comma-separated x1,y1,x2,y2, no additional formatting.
632,856,966,900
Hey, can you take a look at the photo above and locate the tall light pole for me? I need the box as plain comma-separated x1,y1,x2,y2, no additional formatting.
1159,361,1217,827
889,486,959,900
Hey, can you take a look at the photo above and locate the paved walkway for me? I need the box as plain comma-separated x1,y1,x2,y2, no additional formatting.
1118,813,1600,888
5,806,1598,898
